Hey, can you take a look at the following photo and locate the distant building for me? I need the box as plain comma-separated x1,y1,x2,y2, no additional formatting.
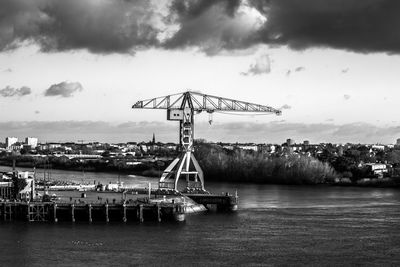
286,139,294,146
48,143,62,149
397,138,400,146
371,144,385,151
303,140,310,146
269,145,276,153
237,144,258,151
140,145,148,152
25,137,38,148
9,143,23,151
364,163,391,178
6,137,18,148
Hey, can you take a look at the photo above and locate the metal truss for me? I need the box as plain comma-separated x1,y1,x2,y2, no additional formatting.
132,91,282,115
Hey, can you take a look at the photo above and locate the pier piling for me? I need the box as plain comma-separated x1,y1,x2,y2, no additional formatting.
53,203,58,222
157,203,161,222
26,203,30,221
71,204,75,222
139,204,144,223
88,204,92,223
0,196,202,223
105,204,109,223
122,203,127,222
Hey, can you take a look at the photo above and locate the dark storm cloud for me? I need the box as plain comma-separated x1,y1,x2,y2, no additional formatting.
164,0,247,54
0,0,159,54
164,0,400,54
0,86,31,97
1,0,400,54
254,0,400,54
44,81,83,97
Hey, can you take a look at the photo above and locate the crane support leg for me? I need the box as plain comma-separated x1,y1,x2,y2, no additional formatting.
190,153,204,190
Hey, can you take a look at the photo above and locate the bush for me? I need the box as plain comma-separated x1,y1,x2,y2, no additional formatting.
194,143,338,184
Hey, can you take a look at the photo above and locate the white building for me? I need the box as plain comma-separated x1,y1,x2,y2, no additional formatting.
25,137,38,148
238,145,258,151
5,137,18,148
286,138,295,146
371,144,385,151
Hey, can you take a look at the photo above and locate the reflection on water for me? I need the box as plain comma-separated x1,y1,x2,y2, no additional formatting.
1,166,400,266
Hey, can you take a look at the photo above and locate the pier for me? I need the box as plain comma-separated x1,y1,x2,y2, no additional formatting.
184,192,238,211
0,200,186,223
0,168,238,224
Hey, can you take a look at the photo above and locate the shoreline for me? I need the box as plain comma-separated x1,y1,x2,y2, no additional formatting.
2,163,400,188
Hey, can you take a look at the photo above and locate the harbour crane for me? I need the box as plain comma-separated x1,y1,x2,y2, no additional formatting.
132,91,282,193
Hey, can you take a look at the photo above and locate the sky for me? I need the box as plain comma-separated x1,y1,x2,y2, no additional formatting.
0,0,400,144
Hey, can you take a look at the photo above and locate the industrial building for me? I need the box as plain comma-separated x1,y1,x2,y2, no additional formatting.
25,137,38,148
5,137,18,149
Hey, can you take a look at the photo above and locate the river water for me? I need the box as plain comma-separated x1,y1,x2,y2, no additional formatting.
1,167,400,266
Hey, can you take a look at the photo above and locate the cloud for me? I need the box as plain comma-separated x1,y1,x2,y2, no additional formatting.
0,0,160,54
44,81,83,97
164,0,265,54
241,54,271,76
0,86,31,97
0,121,177,143
280,104,291,110
2,0,400,55
285,66,305,77
253,0,400,54
165,0,400,54
343,94,351,100
1,120,398,144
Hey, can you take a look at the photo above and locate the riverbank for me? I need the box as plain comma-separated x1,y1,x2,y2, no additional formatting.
3,163,400,188
0,160,161,177
333,177,400,188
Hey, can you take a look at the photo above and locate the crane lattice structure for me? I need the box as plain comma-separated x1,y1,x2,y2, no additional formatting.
132,91,282,192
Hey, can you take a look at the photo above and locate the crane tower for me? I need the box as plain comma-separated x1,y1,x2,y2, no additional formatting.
132,91,281,192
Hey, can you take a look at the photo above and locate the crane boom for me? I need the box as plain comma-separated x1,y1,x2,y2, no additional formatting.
132,91,282,193
132,91,282,115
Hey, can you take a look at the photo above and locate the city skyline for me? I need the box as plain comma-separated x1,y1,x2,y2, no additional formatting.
1,122,400,145
1,1,400,143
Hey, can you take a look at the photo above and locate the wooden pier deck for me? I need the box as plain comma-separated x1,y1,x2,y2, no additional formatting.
184,192,238,211
0,200,186,223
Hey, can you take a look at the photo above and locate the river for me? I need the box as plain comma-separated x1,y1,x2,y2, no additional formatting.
1,167,400,266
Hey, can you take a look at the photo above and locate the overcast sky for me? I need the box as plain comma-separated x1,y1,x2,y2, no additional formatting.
1,0,400,144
